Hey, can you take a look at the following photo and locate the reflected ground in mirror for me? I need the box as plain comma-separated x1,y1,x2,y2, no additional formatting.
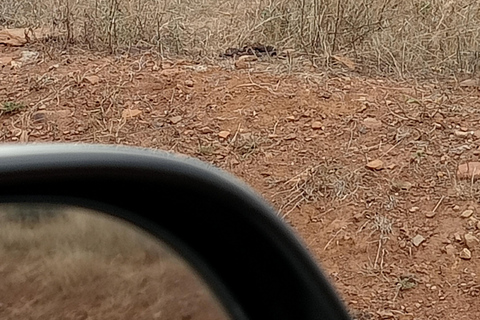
0,203,230,320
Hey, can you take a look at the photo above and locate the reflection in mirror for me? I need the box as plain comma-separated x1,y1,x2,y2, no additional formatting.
0,203,230,320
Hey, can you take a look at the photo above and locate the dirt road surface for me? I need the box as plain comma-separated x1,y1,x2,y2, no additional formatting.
1,46,480,319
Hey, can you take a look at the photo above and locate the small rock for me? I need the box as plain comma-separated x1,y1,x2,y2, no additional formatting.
410,207,420,213
460,248,472,260
477,221,480,230
366,159,384,171
454,233,462,242
457,162,480,180
453,205,461,211
454,130,472,138
392,179,412,190
311,121,323,129
184,79,194,87
198,126,214,134
363,117,382,129
84,75,101,85
218,130,231,139
169,115,183,124
286,116,296,121
444,244,456,255
464,233,480,249
412,234,425,247
461,209,474,218
183,130,194,136
284,133,297,140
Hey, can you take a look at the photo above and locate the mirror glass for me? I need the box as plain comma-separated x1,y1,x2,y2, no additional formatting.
0,203,231,320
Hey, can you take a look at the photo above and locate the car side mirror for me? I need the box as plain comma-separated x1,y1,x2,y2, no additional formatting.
0,144,351,320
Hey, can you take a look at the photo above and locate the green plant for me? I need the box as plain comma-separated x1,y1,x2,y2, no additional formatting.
1,101,25,114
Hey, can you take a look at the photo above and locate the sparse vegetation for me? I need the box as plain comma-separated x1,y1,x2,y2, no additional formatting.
2,0,480,76
1,101,25,114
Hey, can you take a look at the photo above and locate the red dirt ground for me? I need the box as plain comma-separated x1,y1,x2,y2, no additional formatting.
2,45,480,319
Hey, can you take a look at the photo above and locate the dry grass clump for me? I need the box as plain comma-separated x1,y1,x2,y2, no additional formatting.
277,164,362,217
2,0,480,77
0,204,228,320
0,0,480,76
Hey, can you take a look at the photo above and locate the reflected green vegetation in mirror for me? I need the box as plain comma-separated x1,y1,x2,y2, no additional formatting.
0,203,230,320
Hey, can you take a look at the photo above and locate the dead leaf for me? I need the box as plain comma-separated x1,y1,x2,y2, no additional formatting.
457,162,480,180
84,75,101,85
235,55,258,69
459,79,480,87
332,55,356,70
218,131,231,139
366,159,384,171
0,28,52,46
122,109,142,119
0,29,28,46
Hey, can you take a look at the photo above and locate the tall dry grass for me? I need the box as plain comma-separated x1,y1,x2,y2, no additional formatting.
0,204,228,319
1,0,480,77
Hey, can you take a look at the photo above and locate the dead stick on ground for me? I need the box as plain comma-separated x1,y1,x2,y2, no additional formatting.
324,227,346,251
431,195,445,214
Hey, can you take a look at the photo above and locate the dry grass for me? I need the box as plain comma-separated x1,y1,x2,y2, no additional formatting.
276,164,363,217
2,0,480,77
0,204,228,320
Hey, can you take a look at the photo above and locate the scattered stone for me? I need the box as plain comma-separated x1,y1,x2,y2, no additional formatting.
284,133,297,140
453,205,461,211
184,79,194,87
454,130,472,138
412,234,425,247
392,179,412,191
183,130,194,136
85,75,101,85
464,233,480,249
363,117,382,129
461,209,474,218
169,115,183,124
457,162,480,180
286,116,296,121
410,207,420,213
454,233,462,242
198,126,214,134
444,244,456,255
477,221,480,230
311,121,323,129
218,130,231,139
460,248,472,260
366,159,384,171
